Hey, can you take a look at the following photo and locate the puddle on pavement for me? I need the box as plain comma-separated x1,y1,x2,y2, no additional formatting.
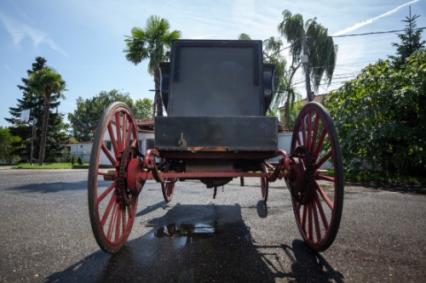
154,223,217,238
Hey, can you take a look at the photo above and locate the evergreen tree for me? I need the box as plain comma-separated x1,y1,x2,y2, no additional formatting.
68,90,144,142
6,57,69,162
391,6,425,67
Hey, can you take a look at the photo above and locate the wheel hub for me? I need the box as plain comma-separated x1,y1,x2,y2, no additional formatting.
116,142,138,206
289,146,316,204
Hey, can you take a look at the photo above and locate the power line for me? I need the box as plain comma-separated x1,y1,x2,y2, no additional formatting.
276,27,426,53
332,27,426,38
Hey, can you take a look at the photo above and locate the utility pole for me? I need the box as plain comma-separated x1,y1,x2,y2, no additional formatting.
302,36,314,101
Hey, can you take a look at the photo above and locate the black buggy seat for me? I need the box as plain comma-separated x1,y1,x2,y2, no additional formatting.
155,39,278,160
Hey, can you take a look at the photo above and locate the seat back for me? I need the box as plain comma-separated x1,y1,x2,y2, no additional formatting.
164,40,265,117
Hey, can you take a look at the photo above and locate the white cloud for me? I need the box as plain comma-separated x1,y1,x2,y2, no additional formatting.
333,0,419,36
0,11,68,57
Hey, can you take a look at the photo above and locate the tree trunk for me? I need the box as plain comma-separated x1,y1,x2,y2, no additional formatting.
284,100,290,129
302,36,315,102
304,64,314,102
154,67,163,117
38,92,50,165
284,64,300,129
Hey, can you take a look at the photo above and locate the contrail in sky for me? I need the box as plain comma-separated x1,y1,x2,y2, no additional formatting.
333,0,419,36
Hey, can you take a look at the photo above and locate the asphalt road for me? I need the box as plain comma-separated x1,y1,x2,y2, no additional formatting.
0,169,425,283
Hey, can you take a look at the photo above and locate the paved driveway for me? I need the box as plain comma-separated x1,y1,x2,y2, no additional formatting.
0,169,425,282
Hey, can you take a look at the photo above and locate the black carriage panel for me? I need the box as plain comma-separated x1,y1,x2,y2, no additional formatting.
159,62,170,111
155,116,277,151
156,39,278,156
263,63,275,114
167,40,264,117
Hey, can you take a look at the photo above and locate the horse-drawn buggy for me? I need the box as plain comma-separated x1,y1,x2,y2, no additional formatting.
88,40,344,254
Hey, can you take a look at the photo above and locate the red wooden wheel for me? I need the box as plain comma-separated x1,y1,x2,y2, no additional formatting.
88,102,142,253
287,102,344,252
161,179,176,203
260,164,268,203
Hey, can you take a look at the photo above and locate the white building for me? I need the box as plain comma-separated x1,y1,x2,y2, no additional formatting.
67,119,155,165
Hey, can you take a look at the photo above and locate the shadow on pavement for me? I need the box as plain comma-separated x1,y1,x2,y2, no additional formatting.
46,204,342,283
6,180,105,193
283,240,344,282
136,201,168,217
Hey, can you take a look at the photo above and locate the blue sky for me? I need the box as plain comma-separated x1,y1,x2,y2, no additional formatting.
1,0,425,127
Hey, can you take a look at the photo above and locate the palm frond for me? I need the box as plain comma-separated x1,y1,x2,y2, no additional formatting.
27,67,66,98
124,15,181,73
238,33,251,40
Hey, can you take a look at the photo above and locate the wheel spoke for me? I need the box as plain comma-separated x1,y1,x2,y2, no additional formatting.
316,173,335,182
125,116,132,149
122,206,126,235
301,122,306,146
307,113,312,151
98,171,115,176
115,205,122,241
313,128,327,160
308,203,313,241
115,112,122,152
295,133,302,147
107,202,118,241
107,123,119,157
300,157,307,171
101,144,117,166
310,114,320,152
122,114,129,150
314,150,332,171
314,191,329,231
97,185,115,205
128,203,134,220
101,193,116,226
301,204,308,233
315,182,334,210
312,200,321,243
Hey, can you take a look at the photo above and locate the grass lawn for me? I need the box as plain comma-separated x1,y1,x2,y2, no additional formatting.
13,163,89,169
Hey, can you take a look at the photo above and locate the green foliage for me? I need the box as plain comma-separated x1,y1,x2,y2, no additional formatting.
236,33,295,118
124,16,181,73
68,90,133,141
390,7,425,68
13,162,89,169
0,127,21,164
263,37,290,115
6,57,69,162
238,33,251,40
27,65,66,164
124,15,181,117
68,90,153,141
324,51,426,176
133,98,153,120
278,10,337,93
283,95,303,129
27,67,66,99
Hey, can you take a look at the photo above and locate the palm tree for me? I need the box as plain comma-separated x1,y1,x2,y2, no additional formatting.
237,34,295,125
238,33,251,40
262,37,291,115
278,10,337,102
28,67,66,164
124,16,181,117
